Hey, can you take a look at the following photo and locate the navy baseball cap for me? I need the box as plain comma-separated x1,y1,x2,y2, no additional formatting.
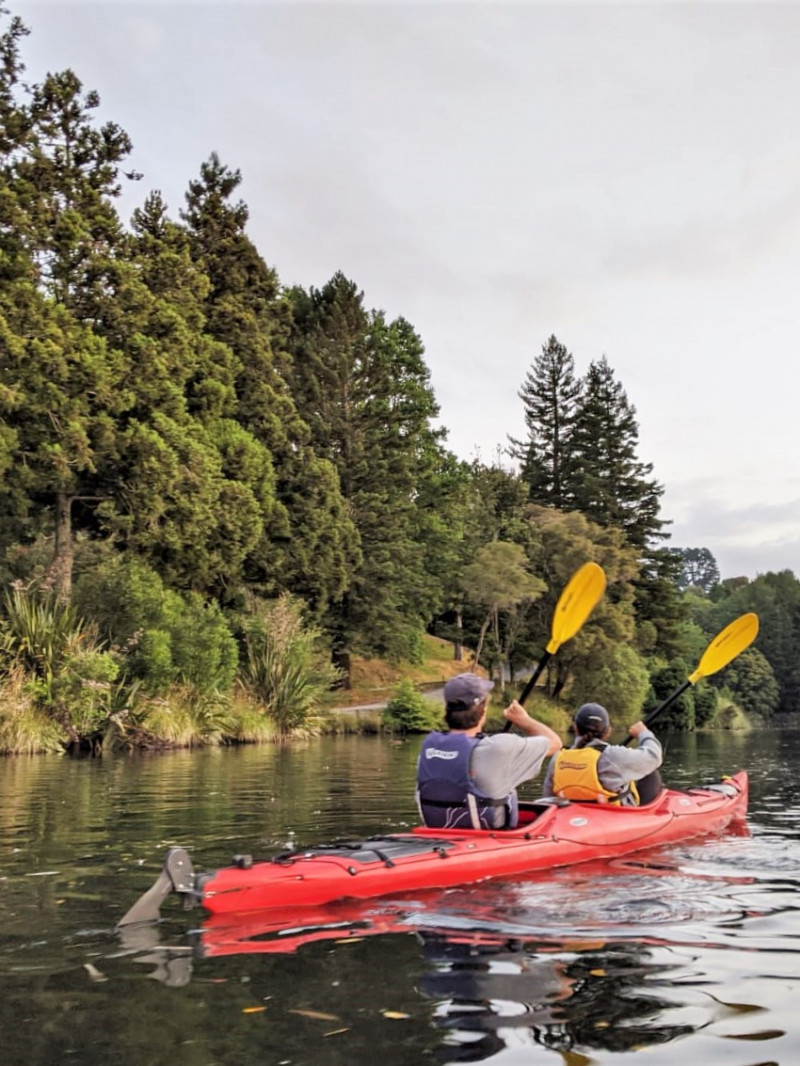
444,673,494,708
574,702,610,733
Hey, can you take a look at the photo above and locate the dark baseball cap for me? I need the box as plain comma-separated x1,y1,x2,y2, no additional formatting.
444,673,494,708
574,702,610,733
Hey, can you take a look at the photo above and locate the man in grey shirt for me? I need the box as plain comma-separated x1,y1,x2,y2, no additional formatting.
417,673,562,829
542,702,663,806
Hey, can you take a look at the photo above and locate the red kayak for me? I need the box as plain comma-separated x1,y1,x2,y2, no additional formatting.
118,772,748,925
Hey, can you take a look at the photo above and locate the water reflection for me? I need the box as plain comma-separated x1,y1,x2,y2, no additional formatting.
1,730,800,1066
419,935,694,1059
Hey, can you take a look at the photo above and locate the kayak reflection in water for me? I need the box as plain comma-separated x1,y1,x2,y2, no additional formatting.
543,702,664,807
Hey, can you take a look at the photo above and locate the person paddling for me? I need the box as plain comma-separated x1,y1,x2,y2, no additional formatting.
416,673,562,830
542,702,664,806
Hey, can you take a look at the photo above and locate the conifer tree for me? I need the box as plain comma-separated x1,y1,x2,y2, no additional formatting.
0,36,130,597
286,273,445,665
511,335,581,509
86,191,275,593
569,356,666,550
181,156,354,611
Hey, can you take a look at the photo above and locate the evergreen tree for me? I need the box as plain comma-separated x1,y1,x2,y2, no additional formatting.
181,155,354,611
707,570,800,714
87,191,274,594
0,46,136,597
675,546,721,594
20,69,132,309
511,335,580,509
286,273,444,665
632,546,689,662
570,356,666,550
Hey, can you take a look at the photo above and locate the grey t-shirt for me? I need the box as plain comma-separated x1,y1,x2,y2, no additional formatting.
542,729,663,806
470,733,553,798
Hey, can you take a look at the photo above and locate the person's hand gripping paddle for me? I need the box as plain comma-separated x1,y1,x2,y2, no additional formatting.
502,561,607,732
623,611,759,744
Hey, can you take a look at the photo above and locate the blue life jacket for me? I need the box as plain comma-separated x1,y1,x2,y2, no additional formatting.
417,731,518,829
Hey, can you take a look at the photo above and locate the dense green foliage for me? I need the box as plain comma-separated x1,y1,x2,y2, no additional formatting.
0,6,797,753
382,679,443,734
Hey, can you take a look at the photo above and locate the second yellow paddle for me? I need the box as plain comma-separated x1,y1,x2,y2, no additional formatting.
623,611,759,743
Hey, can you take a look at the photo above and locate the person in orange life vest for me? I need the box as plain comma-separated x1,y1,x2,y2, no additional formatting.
541,702,664,806
416,673,562,829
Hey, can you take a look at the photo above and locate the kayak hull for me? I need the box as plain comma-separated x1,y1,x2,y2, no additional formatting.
196,772,748,915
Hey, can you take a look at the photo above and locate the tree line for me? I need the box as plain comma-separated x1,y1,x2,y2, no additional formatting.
1,6,798,752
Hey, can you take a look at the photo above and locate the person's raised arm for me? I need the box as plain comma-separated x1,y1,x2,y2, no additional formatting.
503,700,562,755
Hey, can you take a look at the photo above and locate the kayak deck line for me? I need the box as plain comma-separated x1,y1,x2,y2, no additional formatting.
117,772,748,928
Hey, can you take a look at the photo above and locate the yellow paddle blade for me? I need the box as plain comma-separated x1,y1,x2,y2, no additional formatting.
545,561,607,654
688,612,759,684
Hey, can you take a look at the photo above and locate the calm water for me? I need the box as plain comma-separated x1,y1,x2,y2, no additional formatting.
1,729,799,1065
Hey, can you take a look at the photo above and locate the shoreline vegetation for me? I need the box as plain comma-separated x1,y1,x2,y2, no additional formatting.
1,7,797,757
0,594,756,757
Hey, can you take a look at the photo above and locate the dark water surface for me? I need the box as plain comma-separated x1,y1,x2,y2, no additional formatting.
1,729,799,1065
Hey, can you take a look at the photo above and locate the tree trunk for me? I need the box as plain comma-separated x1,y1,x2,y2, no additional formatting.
51,492,74,602
331,642,352,690
453,605,463,662
473,612,491,672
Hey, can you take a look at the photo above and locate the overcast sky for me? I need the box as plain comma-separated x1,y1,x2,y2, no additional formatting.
14,1,800,580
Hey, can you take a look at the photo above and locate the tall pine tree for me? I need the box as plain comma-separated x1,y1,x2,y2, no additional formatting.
511,335,580,509
181,155,354,612
0,48,130,597
569,355,666,550
286,273,445,667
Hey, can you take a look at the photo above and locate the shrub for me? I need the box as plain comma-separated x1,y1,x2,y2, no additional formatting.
569,643,651,723
0,667,64,754
137,688,234,748
73,556,237,696
383,679,442,733
226,693,281,744
0,585,118,746
692,681,719,728
238,594,341,735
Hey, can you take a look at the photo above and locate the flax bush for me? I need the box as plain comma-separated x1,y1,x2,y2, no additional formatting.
0,586,119,747
239,594,341,735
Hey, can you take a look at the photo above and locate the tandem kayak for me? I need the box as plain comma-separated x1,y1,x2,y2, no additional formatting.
118,771,748,926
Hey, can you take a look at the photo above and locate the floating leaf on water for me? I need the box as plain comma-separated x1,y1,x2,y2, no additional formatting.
83,963,108,983
723,1028,785,1040
560,1051,592,1066
288,1009,339,1021
703,992,766,1015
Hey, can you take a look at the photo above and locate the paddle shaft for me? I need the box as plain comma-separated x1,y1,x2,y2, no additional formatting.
517,650,553,707
500,652,555,733
621,679,690,746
